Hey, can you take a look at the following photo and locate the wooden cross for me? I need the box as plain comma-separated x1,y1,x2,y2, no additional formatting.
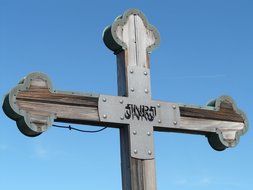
2,9,248,190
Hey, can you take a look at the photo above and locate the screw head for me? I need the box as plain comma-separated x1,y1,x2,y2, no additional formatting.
144,71,148,75
131,88,134,92
133,130,137,135
119,99,123,104
148,150,152,155
173,121,177,125
144,89,149,93
134,149,138,154
103,114,107,119
172,105,176,109
102,98,107,102
147,131,151,136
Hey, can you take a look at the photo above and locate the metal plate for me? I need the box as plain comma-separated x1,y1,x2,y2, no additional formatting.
127,66,151,99
98,95,180,159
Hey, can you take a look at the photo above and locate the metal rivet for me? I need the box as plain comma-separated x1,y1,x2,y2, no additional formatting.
157,103,160,108
103,114,107,119
119,99,123,104
148,150,152,155
120,116,124,120
130,70,134,74
147,131,151,136
144,71,148,75
158,119,161,123
144,89,149,93
134,149,138,154
133,131,137,135
131,88,134,92
102,98,107,102
172,105,176,109
173,121,177,125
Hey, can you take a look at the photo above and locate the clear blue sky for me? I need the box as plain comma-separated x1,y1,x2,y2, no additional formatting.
0,0,252,189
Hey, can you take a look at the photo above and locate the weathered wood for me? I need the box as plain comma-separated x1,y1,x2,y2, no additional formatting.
16,90,99,123
4,82,247,133
179,106,244,122
3,72,246,145
112,10,159,190
2,8,248,190
9,87,246,126
155,117,244,134
117,52,157,190
2,73,100,137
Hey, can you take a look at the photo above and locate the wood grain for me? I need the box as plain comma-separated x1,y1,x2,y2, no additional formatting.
116,13,157,190
16,89,99,125
179,106,244,122
14,88,245,128
155,117,244,134
7,83,246,144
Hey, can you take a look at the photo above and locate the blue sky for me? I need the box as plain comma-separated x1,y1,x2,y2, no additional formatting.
0,0,252,189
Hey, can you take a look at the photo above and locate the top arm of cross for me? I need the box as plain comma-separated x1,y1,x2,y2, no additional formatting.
2,9,248,158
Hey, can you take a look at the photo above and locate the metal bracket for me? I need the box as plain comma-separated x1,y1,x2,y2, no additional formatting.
98,95,180,159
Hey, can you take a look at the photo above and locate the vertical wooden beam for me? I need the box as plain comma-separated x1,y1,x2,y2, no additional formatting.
117,51,157,190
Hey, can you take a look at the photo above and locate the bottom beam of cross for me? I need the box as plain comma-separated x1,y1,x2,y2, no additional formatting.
2,9,248,190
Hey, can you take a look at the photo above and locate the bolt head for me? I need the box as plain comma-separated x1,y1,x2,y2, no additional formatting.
134,149,138,154
130,70,134,73
120,116,124,120
173,121,177,125
172,105,176,109
144,89,149,93
103,114,107,119
147,131,151,136
133,130,137,135
144,71,148,75
158,119,161,123
148,150,152,155
102,98,107,102
131,88,134,92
